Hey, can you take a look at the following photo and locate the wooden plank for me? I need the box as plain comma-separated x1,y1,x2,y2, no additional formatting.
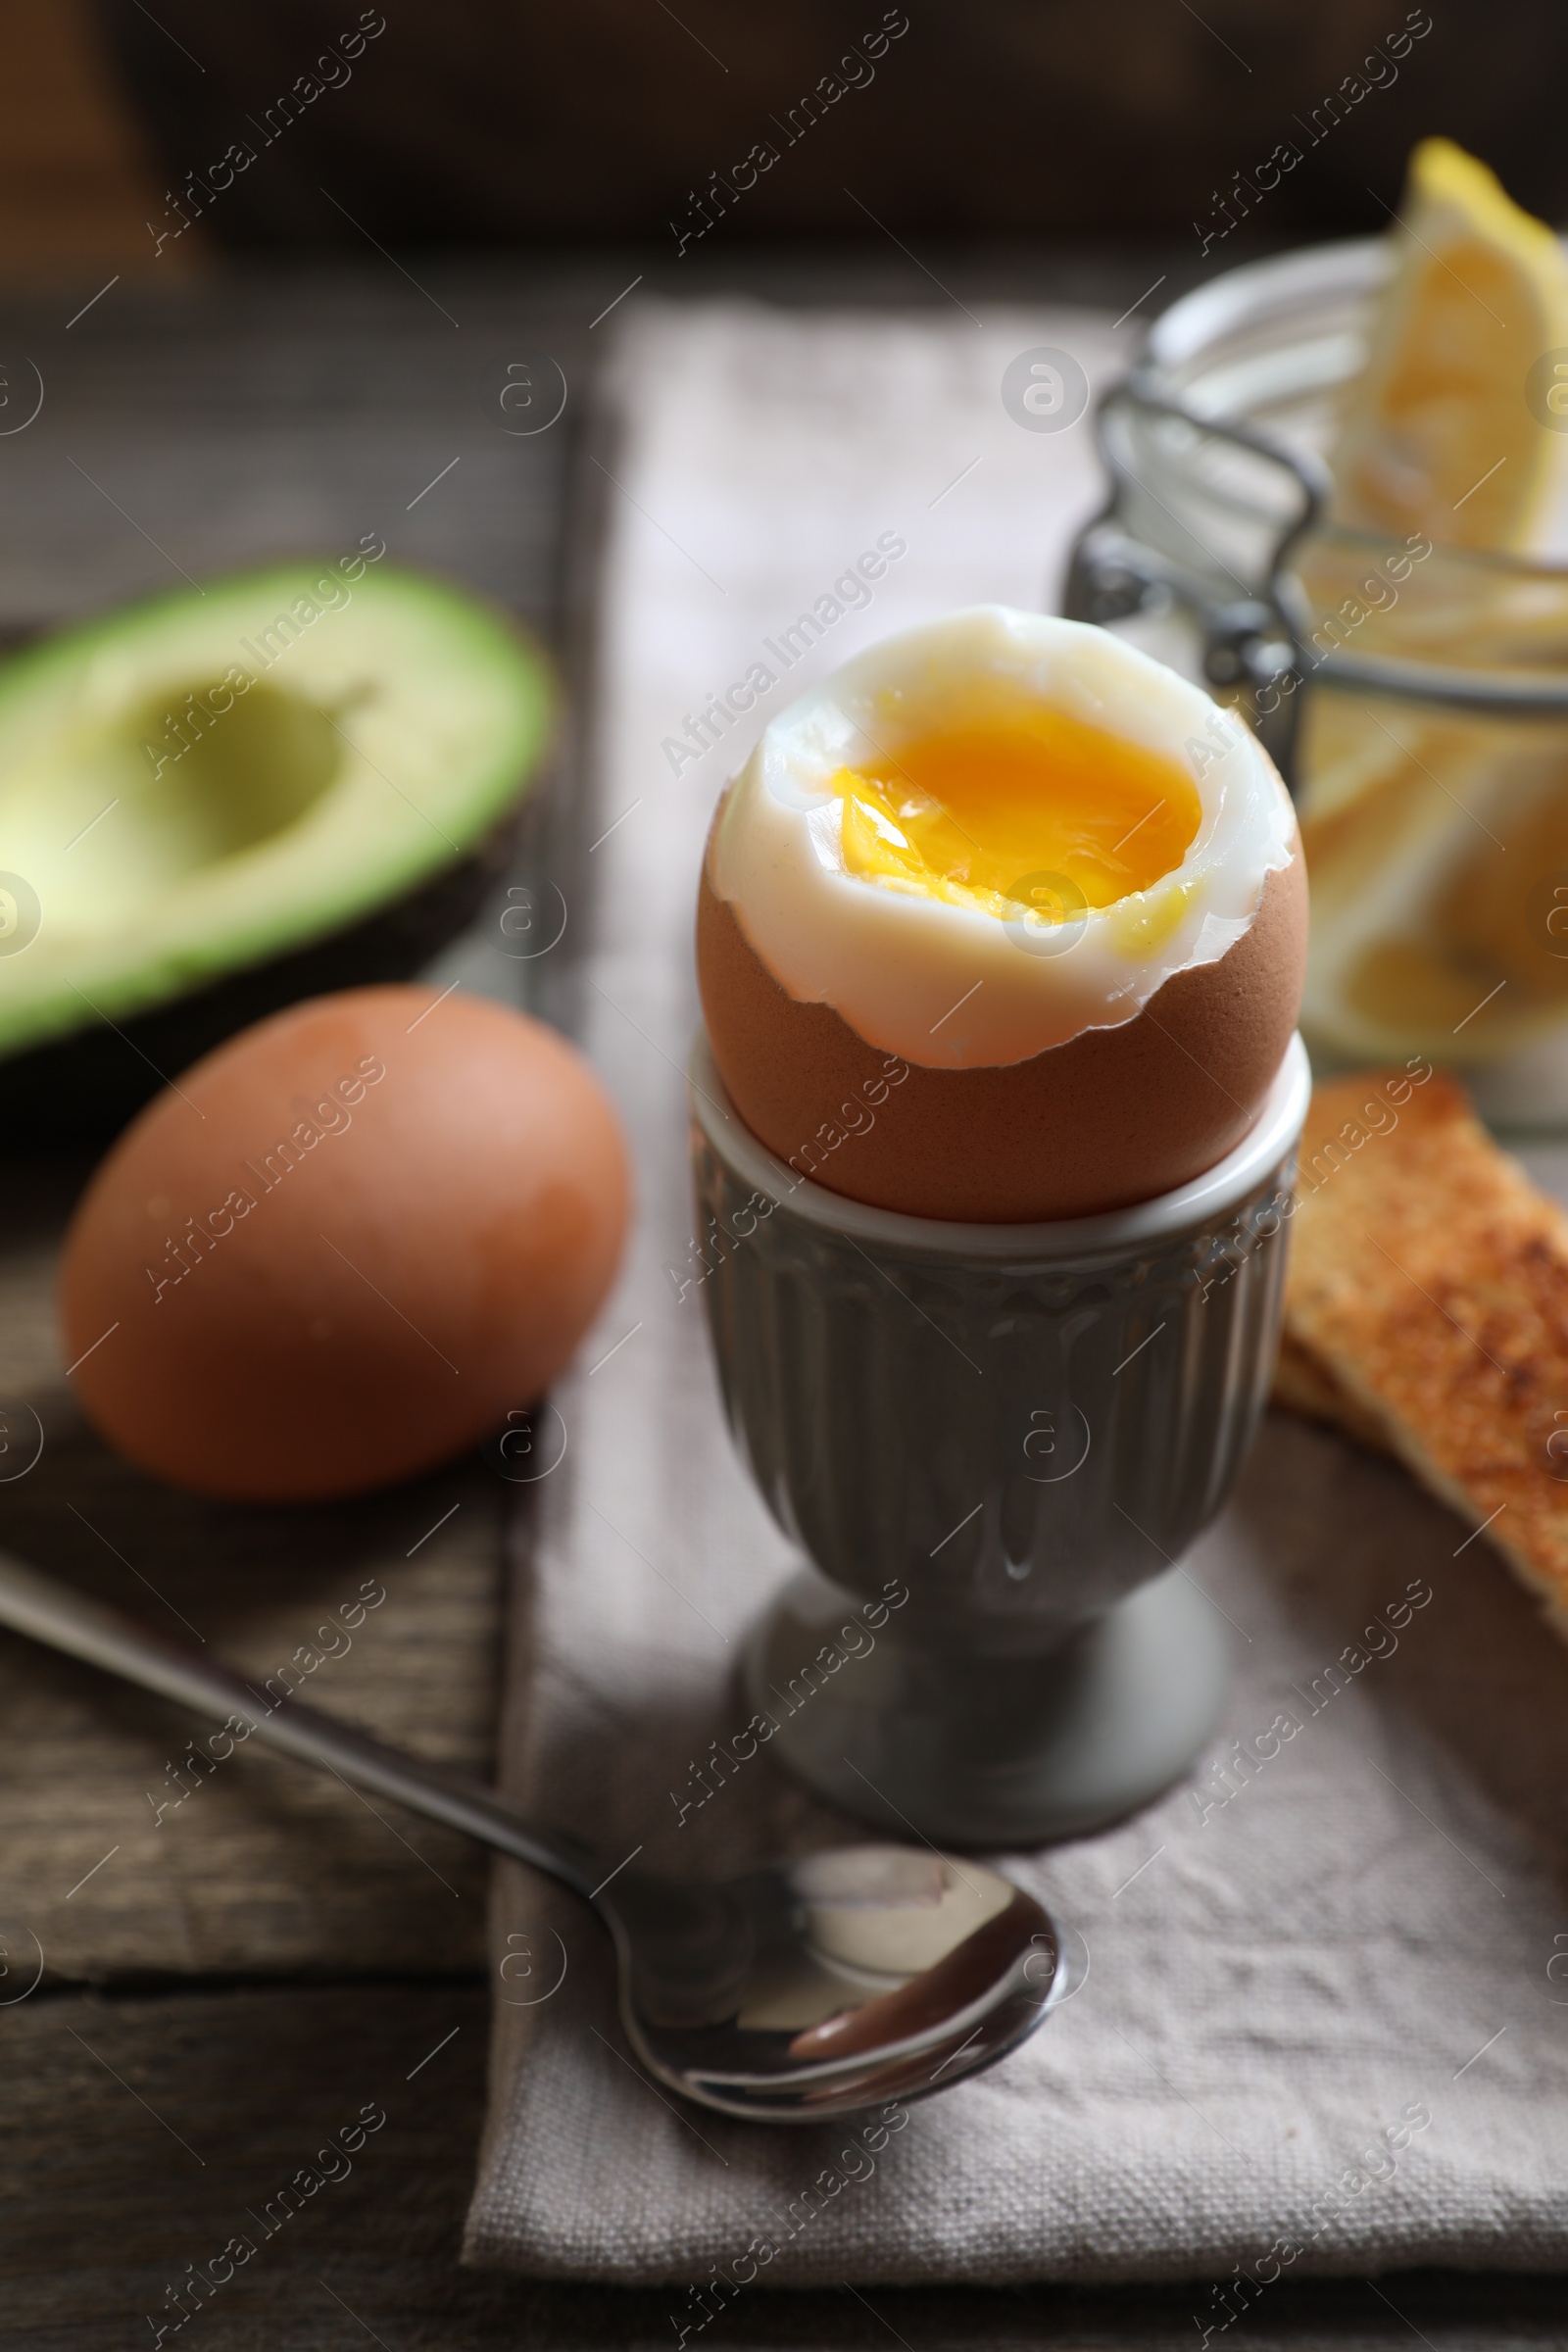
0,1142,501,1978
0,271,585,634
0,1093,504,1984
0,1448,502,1979
3,1980,1564,2347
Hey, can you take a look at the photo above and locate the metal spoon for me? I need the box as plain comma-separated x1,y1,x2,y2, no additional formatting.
0,1549,1066,2120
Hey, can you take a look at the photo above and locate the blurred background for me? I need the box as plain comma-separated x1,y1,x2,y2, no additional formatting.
3,0,1559,271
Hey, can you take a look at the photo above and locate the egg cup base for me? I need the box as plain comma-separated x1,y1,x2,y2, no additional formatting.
744,1559,1229,1850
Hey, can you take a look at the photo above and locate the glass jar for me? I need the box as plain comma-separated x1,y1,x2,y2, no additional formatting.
1064,237,1568,1127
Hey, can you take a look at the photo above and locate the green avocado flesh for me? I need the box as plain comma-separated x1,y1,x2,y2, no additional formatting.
0,558,554,1063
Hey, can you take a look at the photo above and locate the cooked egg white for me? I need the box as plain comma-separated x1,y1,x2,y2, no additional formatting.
707,607,1298,1069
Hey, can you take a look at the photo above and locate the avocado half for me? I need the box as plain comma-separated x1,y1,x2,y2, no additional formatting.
0,556,555,1138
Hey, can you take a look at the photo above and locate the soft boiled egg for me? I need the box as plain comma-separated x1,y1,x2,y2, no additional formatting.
697,607,1306,1222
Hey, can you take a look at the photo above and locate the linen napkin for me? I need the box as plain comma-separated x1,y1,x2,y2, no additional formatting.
464,298,1568,2286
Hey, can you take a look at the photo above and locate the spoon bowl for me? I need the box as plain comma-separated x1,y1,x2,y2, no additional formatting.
605,1844,1062,2118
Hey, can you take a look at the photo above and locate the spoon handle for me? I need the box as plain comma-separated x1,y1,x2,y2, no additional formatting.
0,1546,602,1900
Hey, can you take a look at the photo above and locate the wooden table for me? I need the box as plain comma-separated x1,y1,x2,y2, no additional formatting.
0,246,1556,2348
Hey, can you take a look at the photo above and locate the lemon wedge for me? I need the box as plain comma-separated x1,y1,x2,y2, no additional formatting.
1330,136,1568,553
1297,693,1568,1064
1299,141,1568,1066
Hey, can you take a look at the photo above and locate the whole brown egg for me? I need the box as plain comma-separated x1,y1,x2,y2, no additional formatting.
59,985,630,1500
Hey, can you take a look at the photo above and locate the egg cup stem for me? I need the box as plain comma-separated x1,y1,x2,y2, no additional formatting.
744,1560,1229,1848
689,1031,1310,1849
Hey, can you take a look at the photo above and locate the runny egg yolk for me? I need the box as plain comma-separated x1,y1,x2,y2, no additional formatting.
831,710,1203,921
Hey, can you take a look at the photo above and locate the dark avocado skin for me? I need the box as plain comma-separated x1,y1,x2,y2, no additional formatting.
2,805,524,1146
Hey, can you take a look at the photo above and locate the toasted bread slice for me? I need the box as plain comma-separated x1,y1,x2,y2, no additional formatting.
1276,1067,1568,1632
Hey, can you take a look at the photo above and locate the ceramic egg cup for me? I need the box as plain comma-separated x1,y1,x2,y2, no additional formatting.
689,1030,1311,1849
